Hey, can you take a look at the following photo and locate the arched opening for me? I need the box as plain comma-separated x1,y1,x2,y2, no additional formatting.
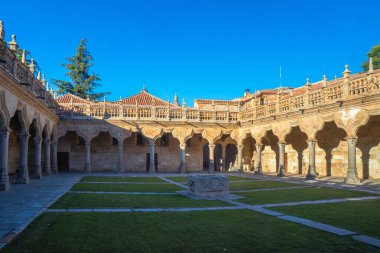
57,131,85,172
225,144,237,171
285,126,308,175
261,130,279,174
203,143,209,171
91,131,117,172
214,143,223,171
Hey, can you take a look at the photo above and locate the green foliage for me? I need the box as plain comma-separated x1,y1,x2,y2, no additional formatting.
362,44,380,71
51,39,109,100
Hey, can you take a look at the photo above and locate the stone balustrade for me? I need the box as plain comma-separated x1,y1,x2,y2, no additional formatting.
56,69,380,124
0,35,58,110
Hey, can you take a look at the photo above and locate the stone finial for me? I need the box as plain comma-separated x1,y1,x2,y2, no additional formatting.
0,20,5,41
368,57,374,73
37,71,41,80
174,92,179,106
142,83,147,92
8,34,18,51
46,81,50,91
104,96,106,103
86,94,90,101
21,49,27,64
29,58,35,74
343,64,351,78
305,78,311,86
41,74,46,86
322,75,327,87
119,96,122,101
182,98,186,108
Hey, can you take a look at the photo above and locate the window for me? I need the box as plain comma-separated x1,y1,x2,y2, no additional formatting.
160,133,170,147
136,133,145,146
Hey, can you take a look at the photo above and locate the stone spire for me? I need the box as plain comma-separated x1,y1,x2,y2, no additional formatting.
21,49,26,64
142,83,147,92
0,20,5,41
304,78,311,87
343,64,351,78
182,98,186,108
368,57,374,73
174,92,179,106
41,74,46,86
37,71,41,80
322,75,327,87
29,59,35,74
8,34,18,51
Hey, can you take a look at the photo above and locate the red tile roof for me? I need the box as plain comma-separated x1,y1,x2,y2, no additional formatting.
121,90,177,107
56,94,88,104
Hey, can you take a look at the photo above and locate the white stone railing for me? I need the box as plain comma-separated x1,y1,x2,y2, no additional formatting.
0,38,58,109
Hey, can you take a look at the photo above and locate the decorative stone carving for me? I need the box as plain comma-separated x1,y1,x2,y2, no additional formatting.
250,126,268,145
76,126,100,143
334,108,370,138
298,116,325,141
141,126,163,140
271,122,292,143
202,128,223,144
109,126,132,143
230,128,248,145
172,127,194,145
188,174,229,198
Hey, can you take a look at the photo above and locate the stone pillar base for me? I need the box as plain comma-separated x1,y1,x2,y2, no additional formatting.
84,163,91,174
148,169,156,174
179,163,186,174
254,170,263,175
44,171,51,176
16,177,30,184
0,182,10,191
306,174,316,180
33,174,43,179
345,176,361,185
277,166,286,177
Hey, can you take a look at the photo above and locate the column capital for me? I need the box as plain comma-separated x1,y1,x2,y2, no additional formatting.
208,143,216,149
44,138,51,144
179,143,186,149
0,129,10,137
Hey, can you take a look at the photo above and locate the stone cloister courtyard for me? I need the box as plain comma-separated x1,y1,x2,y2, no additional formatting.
1,172,380,252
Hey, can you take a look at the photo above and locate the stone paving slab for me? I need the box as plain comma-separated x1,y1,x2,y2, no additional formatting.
0,173,81,249
279,215,357,236
46,206,245,213
231,185,310,193
69,191,178,195
79,182,170,184
352,235,380,248
259,196,380,208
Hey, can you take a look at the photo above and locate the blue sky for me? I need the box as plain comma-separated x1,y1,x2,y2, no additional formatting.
1,0,379,105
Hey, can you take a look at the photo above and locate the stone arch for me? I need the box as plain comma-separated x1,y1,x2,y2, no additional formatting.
225,143,237,171
284,126,308,175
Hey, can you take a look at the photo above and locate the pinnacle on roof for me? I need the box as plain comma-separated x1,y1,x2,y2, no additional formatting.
0,20,5,41
305,78,311,86
343,64,351,78
174,92,179,106
369,57,374,73
8,34,18,51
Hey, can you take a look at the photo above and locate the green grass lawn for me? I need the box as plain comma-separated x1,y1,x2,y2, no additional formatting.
51,193,232,209
227,175,256,181
235,187,374,205
80,176,164,183
230,180,297,191
71,183,182,193
271,199,380,239
4,210,379,253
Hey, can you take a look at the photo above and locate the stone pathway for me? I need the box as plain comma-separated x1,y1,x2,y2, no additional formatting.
69,191,178,195
230,185,310,193
79,182,170,184
0,173,81,248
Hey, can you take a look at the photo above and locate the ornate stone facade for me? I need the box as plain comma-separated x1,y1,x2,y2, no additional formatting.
1,20,380,192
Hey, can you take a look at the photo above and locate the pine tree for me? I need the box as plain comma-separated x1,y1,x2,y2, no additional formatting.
52,39,109,100
362,44,380,71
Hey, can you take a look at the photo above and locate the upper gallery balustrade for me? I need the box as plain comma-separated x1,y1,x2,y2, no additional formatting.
0,21,58,110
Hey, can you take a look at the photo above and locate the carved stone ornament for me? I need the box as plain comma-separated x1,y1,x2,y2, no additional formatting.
201,128,223,144
334,107,370,138
298,116,325,141
141,126,163,140
271,122,292,143
172,127,194,145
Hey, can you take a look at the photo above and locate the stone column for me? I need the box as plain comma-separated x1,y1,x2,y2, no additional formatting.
44,139,51,176
254,144,263,175
237,145,244,172
34,136,42,179
306,141,317,180
221,144,226,171
345,138,360,184
208,143,215,173
117,141,124,173
51,141,58,173
0,129,10,191
277,143,286,177
148,139,156,173
84,140,91,173
16,132,30,184
179,143,186,174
